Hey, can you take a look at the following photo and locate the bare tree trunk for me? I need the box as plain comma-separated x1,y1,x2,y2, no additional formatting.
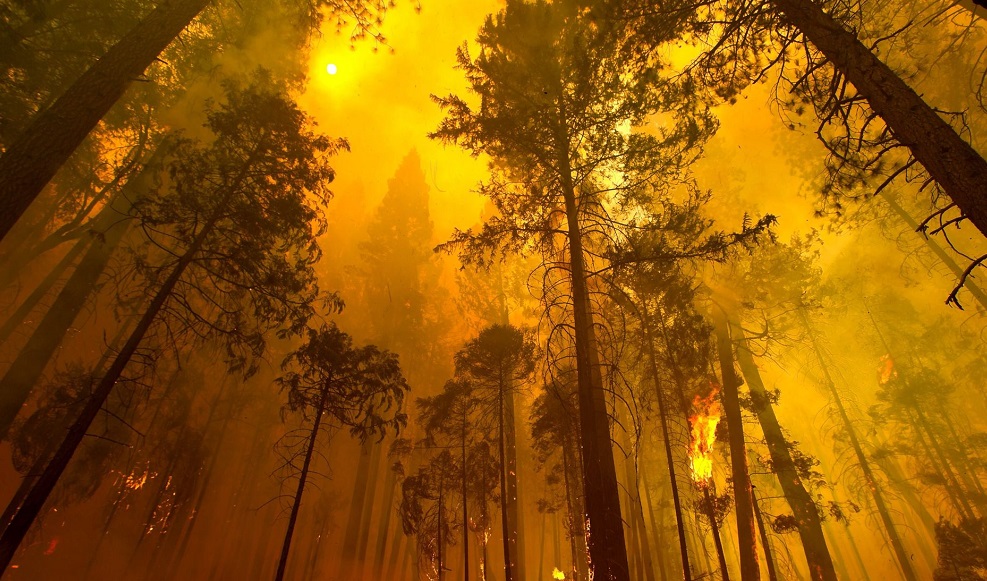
704,486,730,581
641,309,693,581
752,492,779,581
0,0,209,241
710,307,759,580
498,370,515,581
561,177,629,580
274,379,331,581
879,192,987,312
732,322,836,581
771,0,987,238
0,236,89,344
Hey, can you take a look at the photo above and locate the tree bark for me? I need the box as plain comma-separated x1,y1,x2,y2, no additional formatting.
498,370,515,581
771,0,987,237
0,0,209,241
710,307,760,580
732,322,837,581
275,379,331,581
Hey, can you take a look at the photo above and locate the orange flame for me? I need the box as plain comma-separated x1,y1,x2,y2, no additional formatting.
878,354,897,385
552,567,566,580
688,384,722,485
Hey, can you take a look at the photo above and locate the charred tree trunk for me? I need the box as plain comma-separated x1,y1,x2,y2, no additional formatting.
770,0,987,238
274,378,331,581
797,307,918,581
0,0,209,241
732,322,837,581
710,307,759,580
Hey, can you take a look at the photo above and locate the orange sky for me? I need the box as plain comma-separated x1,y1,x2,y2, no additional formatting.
298,1,502,241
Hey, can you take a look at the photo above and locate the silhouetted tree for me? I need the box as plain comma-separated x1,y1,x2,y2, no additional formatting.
274,323,409,581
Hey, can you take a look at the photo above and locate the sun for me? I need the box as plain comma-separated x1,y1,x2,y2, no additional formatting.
326,63,338,75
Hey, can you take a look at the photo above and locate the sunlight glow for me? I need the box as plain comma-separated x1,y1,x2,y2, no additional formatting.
326,63,338,75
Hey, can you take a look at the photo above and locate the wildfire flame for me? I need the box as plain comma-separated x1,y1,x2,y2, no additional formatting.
552,567,566,580
878,354,897,385
688,384,722,485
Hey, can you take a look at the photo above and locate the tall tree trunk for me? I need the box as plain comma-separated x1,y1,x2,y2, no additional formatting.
274,379,331,581
356,442,383,567
463,409,471,581
561,179,630,580
796,307,918,581
751,492,779,581
770,0,987,238
0,143,166,436
498,371,515,581
0,0,210,241
0,215,214,572
704,486,730,581
732,322,837,581
710,307,760,580
505,387,524,581
641,308,693,581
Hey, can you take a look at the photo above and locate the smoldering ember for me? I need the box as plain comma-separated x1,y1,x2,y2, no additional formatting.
1,0,987,580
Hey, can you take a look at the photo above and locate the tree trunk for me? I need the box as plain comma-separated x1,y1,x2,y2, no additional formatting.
498,371,515,581
641,308,693,581
274,379,331,581
0,0,210,241
710,307,760,580
796,307,918,581
771,0,987,238
561,179,630,581
704,486,730,581
751,492,779,581
0,217,212,572
463,408,471,581
732,322,837,581
505,384,523,581
372,462,400,579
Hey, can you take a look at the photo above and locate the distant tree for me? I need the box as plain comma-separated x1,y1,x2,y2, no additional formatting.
273,323,409,581
0,73,342,573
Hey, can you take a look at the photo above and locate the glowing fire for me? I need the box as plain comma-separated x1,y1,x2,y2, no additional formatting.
878,354,897,385
688,384,722,485
552,567,566,580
